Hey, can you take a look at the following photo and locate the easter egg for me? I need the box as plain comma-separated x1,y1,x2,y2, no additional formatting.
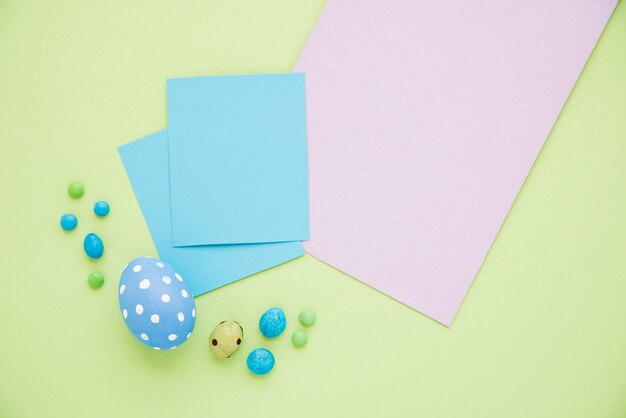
68,181,84,198
93,201,110,217
291,330,308,347
247,348,275,375
209,320,243,358
298,308,316,327
118,257,196,350
87,271,104,289
60,214,78,231
83,233,104,259
259,307,286,338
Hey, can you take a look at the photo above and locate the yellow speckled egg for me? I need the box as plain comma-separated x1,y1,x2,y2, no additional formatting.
209,320,243,358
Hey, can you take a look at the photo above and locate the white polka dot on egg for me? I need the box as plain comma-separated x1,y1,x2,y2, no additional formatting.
119,285,126,295
175,273,183,282
150,314,160,324
139,279,150,289
192,309,196,318
156,262,164,268
140,333,149,341
135,304,144,314
181,289,188,298
122,309,128,319
186,332,192,339
168,334,177,341
177,312,184,322
133,265,142,272
162,276,171,285
161,294,170,303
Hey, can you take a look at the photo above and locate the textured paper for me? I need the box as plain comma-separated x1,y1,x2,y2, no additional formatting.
118,130,304,296
294,0,616,325
167,74,309,246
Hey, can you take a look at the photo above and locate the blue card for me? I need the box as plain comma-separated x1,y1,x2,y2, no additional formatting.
167,73,310,246
118,130,304,296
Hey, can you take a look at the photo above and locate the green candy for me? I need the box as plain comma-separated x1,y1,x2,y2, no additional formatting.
292,330,308,347
87,271,104,289
68,181,84,198
298,309,316,327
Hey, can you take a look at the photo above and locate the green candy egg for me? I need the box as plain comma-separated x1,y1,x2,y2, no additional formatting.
292,330,308,347
298,309,316,327
87,271,104,289
68,181,84,198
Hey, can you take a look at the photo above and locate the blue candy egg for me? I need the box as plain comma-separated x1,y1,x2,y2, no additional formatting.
93,201,110,217
247,348,275,375
60,214,78,231
259,307,286,338
83,233,104,259
118,257,196,350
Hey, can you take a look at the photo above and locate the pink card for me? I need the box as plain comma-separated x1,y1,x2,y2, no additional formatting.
294,0,616,325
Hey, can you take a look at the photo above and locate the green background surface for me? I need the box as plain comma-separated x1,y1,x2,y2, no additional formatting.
1,1,625,416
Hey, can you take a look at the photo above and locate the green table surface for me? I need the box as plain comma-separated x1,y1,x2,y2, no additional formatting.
1,1,625,417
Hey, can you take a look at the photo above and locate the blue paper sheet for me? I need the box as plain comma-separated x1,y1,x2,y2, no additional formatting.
118,130,304,296
167,73,310,246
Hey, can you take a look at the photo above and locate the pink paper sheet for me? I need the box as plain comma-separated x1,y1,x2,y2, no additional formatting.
294,0,616,325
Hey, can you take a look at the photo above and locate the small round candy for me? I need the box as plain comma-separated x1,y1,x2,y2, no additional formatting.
68,181,84,198
259,307,286,338
60,214,78,231
83,233,104,259
209,320,244,358
298,308,316,327
93,201,110,217
87,271,104,289
292,330,308,347
247,348,275,375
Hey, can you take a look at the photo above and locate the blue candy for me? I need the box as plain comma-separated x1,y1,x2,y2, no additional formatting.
118,257,196,350
259,307,286,338
60,214,78,231
93,201,110,217
247,348,275,375
83,233,104,259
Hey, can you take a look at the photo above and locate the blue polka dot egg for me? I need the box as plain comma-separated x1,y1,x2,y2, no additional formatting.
118,257,196,350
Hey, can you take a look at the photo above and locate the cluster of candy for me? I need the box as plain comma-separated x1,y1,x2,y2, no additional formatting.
60,181,110,289
115,256,317,377
208,307,316,376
